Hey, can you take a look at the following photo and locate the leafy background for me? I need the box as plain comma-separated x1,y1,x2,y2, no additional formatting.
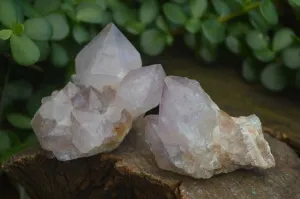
0,0,300,197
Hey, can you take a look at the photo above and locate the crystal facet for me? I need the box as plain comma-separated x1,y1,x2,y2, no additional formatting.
144,76,275,179
32,23,166,161
115,64,166,118
32,83,133,161
73,23,142,89
32,24,165,160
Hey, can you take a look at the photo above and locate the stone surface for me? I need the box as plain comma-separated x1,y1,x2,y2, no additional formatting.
73,23,142,90
144,76,275,179
31,23,166,161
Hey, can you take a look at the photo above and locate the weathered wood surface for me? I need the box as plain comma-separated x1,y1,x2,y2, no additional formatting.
3,52,300,199
3,133,300,199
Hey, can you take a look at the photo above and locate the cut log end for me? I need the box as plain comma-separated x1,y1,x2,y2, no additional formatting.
2,132,300,199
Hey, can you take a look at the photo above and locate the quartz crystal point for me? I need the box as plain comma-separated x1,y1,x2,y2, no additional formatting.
31,23,166,161
144,76,275,179
73,23,142,89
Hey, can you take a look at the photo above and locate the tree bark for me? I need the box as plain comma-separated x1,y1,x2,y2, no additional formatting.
2,50,300,198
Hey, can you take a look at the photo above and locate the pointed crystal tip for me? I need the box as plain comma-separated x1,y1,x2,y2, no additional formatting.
75,22,142,90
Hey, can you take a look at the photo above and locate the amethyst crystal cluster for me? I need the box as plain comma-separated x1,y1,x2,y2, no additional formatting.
32,23,275,179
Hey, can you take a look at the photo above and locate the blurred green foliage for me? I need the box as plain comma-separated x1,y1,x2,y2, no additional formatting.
0,0,300,175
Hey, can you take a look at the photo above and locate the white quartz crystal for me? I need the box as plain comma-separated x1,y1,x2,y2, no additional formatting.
114,64,166,119
144,76,275,179
73,23,142,89
31,23,166,161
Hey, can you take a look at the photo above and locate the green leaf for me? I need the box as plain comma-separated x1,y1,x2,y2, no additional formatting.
15,0,24,24
61,2,77,20
107,0,122,9
156,16,169,32
260,63,287,91
211,0,231,16
184,33,196,49
227,22,250,37
201,18,225,44
76,3,104,24
51,43,69,67
0,132,11,153
12,23,24,35
248,10,270,33
5,131,21,146
125,21,145,35
166,34,174,46
242,58,260,83
46,13,70,40
253,48,275,63
189,0,207,18
10,33,40,66
89,25,98,38
140,29,166,56
7,113,32,129
72,24,90,44
282,47,300,69
0,29,12,40
163,3,187,25
172,0,188,3
225,36,240,54
260,0,278,25
246,30,269,50
0,0,18,28
20,0,41,18
34,40,50,61
290,0,300,7
272,28,295,52
34,0,61,14
6,80,33,100
139,0,159,24
113,4,136,26
101,11,112,26
199,46,217,63
185,18,201,33
24,17,52,41
80,0,108,9
24,134,38,145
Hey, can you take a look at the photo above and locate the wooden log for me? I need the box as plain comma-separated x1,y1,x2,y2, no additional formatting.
2,51,300,198
2,132,300,199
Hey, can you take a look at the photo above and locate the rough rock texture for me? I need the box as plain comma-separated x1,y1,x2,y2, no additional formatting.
144,76,275,179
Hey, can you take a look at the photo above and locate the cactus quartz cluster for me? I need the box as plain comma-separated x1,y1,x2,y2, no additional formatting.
32,23,275,179
32,23,165,161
